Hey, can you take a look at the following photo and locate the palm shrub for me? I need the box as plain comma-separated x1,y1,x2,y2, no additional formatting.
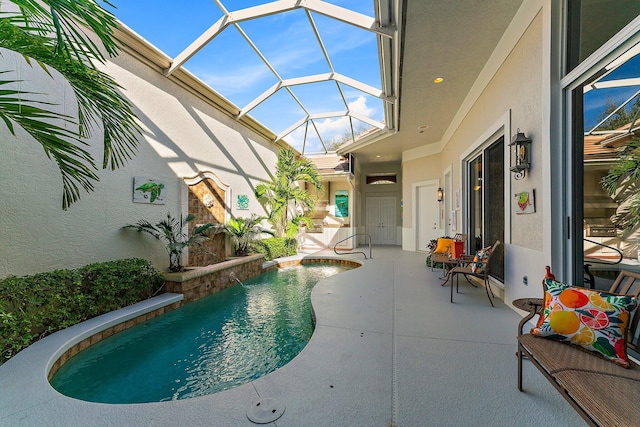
124,212,215,272
216,214,274,256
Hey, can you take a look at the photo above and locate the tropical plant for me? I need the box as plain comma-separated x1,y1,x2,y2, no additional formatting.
601,138,640,230
255,148,322,237
0,0,142,209
124,212,215,272
216,214,274,256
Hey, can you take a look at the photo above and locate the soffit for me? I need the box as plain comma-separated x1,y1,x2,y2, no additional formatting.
344,0,525,164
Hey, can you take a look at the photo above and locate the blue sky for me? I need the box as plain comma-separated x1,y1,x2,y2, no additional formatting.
583,52,640,132
104,0,383,153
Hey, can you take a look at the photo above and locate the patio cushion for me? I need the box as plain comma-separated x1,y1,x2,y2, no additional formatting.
531,278,638,367
470,246,491,274
433,238,453,254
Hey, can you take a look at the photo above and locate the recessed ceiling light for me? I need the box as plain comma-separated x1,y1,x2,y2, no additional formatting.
417,124,429,133
433,77,444,83
376,155,381,158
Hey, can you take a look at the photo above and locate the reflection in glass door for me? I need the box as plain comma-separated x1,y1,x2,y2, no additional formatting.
574,43,640,287
467,137,505,281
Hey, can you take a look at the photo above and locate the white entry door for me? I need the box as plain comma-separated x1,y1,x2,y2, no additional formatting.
366,196,397,245
416,184,440,251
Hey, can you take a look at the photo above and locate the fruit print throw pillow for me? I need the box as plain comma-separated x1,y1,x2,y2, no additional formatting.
531,278,638,367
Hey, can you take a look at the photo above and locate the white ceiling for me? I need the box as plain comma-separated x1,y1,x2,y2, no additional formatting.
348,0,525,165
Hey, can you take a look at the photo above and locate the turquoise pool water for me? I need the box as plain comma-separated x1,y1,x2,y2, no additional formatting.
50,263,352,403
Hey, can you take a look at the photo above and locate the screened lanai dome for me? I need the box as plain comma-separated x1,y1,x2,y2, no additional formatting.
108,0,400,155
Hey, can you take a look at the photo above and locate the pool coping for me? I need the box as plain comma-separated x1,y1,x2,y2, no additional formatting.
0,253,363,425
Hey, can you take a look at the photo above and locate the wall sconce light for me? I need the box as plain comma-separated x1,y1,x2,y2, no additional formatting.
509,129,531,180
437,187,444,202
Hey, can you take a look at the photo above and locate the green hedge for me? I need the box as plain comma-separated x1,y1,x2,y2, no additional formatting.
425,254,445,269
0,258,164,365
252,237,298,261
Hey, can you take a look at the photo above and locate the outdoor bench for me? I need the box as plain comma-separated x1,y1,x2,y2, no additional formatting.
516,270,640,427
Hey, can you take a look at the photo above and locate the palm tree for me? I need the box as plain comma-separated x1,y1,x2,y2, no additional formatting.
255,148,322,237
601,138,640,230
0,0,141,209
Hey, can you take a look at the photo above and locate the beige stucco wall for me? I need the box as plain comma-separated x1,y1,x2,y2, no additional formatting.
403,11,544,251
401,8,549,303
401,154,444,230
0,46,279,278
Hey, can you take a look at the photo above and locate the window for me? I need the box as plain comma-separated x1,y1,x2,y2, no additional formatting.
366,174,397,185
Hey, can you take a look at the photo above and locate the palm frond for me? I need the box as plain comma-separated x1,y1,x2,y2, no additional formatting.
601,139,640,229
8,0,120,63
0,76,98,208
0,1,141,208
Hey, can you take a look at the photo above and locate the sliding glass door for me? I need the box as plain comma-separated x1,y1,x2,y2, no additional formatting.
571,43,640,288
565,2,640,287
468,137,505,281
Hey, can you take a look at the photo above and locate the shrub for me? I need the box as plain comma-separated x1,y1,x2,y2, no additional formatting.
0,258,164,365
425,254,445,269
252,237,298,261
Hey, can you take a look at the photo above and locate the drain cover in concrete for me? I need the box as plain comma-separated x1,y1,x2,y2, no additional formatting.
246,398,285,424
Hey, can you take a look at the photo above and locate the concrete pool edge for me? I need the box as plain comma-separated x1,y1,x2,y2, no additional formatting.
0,253,365,425
46,293,185,379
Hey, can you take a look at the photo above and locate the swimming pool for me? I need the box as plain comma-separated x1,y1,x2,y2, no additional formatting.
49,262,353,404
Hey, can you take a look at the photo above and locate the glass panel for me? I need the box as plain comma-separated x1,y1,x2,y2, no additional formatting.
484,137,505,281
182,26,278,108
249,89,307,135
469,155,483,253
577,42,640,288
106,1,223,57
467,138,504,282
311,12,381,88
321,0,375,15
239,9,331,80
289,81,348,115
567,0,640,72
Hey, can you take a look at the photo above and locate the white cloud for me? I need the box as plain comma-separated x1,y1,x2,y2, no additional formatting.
348,95,375,117
195,64,275,99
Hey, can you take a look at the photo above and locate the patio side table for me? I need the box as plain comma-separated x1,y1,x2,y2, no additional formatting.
512,297,543,336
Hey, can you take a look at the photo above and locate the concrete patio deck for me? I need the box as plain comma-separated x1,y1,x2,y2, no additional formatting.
0,246,584,426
